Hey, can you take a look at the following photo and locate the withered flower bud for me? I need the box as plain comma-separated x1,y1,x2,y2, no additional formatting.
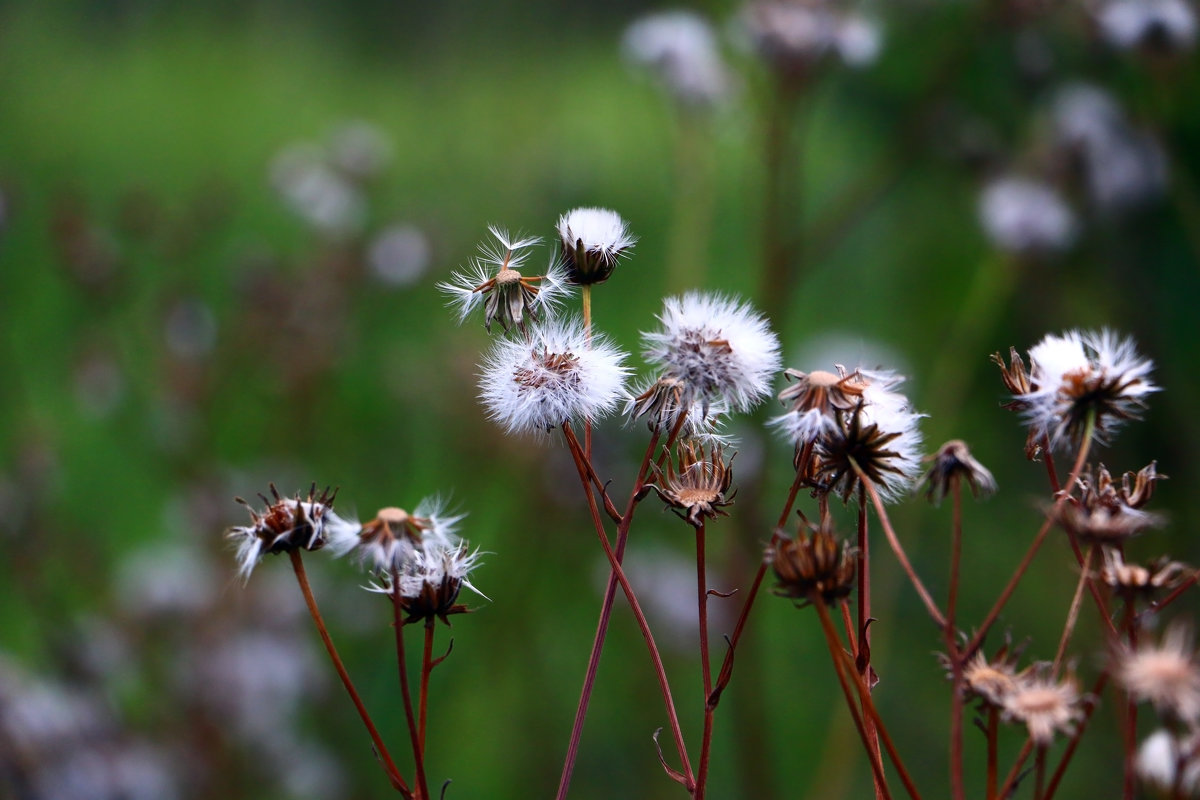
1100,549,1188,604
770,526,858,607
1054,463,1164,545
919,439,997,505
227,484,359,578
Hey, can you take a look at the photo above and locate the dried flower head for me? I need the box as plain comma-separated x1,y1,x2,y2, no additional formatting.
650,441,736,527
770,524,858,607
479,316,630,434
1137,729,1200,796
1054,463,1164,545
1116,625,1200,725
1097,0,1197,55
959,651,1023,708
227,484,359,578
556,207,636,286
770,366,868,447
1100,549,1187,603
919,440,997,505
1001,666,1084,746
368,540,485,625
978,176,1077,256
621,11,733,109
642,292,781,416
625,373,726,434
330,498,462,574
810,372,925,504
439,226,570,333
1006,330,1157,450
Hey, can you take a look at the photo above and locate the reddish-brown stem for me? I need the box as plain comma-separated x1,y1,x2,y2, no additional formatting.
392,572,429,800
288,552,410,796
833,639,924,800
1041,443,1061,494
997,739,1034,800
986,708,999,800
709,465,807,708
965,423,1095,658
419,622,435,755
842,601,858,654
1052,546,1095,674
948,478,965,800
813,598,893,800
1034,747,1047,800
1121,600,1139,800
562,424,695,789
1146,569,1200,617
556,428,662,800
855,484,886,800
855,466,947,630
696,523,714,800
1043,671,1109,800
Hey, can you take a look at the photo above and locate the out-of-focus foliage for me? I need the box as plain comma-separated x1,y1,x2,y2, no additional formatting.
1,1,1198,798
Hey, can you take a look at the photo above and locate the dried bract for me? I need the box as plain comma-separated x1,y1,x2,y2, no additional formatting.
650,441,736,527
770,525,858,607
1054,463,1164,545
1100,549,1187,603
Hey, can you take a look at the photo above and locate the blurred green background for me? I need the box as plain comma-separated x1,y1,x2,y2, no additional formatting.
2,0,1199,797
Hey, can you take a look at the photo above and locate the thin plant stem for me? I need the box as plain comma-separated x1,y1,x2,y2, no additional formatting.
1122,599,1139,800
556,428,662,800
856,483,886,800
392,572,429,800
419,622,435,755
696,523,715,800
813,598,893,800
288,552,410,796
997,739,1034,800
965,417,1096,658
986,708,999,800
1052,546,1096,675
709,464,808,708
1043,671,1109,800
853,464,947,629
1146,569,1200,617
948,477,965,800
1035,746,1047,800
562,424,695,789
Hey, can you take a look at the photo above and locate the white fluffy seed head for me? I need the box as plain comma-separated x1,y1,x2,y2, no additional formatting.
978,176,1077,255
479,317,631,435
622,11,734,108
1024,329,1157,447
642,292,781,415
556,207,637,285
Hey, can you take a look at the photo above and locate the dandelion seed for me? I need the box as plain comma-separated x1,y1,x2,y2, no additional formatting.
226,485,359,578
438,226,568,332
556,207,637,286
479,316,630,435
642,292,781,416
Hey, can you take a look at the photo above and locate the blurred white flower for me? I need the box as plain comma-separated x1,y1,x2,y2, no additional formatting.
978,176,1076,255
367,224,432,287
1138,729,1200,795
269,143,365,236
622,10,734,108
479,316,630,434
328,120,393,181
1097,0,1196,53
741,1,883,76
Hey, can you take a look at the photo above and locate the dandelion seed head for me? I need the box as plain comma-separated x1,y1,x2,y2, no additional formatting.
556,207,637,285
226,485,359,578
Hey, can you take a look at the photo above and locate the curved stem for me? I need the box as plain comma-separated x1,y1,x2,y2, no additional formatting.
949,479,965,800
420,622,435,756
562,424,695,789
556,428,662,800
288,552,410,796
1052,546,1095,675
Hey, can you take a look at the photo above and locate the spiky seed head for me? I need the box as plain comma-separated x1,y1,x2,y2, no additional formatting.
919,439,997,505
649,441,736,528
227,484,359,578
770,525,858,607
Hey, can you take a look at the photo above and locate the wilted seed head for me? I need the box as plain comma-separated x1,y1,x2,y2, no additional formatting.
770,524,858,607
813,390,925,505
628,374,702,433
1100,549,1188,603
770,366,867,447
650,441,736,527
958,651,1023,708
1054,463,1164,545
556,207,636,286
1001,666,1084,746
1115,625,1200,725
993,347,1052,460
333,500,462,574
368,541,484,625
919,440,997,505
227,484,359,578
438,226,570,333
